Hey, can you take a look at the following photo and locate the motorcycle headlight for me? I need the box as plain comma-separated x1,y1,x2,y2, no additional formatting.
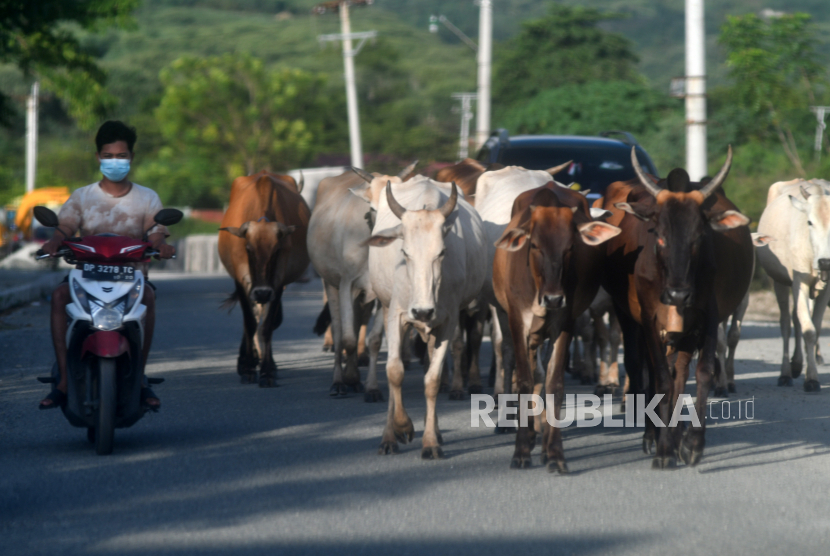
124,280,143,312
71,278,91,313
92,308,123,331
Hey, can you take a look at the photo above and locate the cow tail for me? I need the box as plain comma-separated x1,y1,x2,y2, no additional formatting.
220,290,240,313
313,303,331,336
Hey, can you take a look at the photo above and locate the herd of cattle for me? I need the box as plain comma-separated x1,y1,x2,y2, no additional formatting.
215,149,829,471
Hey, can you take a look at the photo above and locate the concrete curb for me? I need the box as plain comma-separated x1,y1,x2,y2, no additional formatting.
0,272,65,312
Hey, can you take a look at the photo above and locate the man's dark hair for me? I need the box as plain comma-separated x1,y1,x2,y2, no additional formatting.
95,121,137,153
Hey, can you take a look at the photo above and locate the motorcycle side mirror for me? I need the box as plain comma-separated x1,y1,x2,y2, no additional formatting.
153,208,184,227
33,206,59,228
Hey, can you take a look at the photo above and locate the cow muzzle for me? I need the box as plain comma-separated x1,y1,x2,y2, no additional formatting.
252,287,274,304
660,288,694,307
541,294,566,310
410,307,435,323
819,259,830,282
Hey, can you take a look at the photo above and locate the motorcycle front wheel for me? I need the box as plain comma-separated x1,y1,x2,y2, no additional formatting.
95,358,117,455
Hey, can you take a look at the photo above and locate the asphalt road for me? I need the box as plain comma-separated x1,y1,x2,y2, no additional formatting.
1,274,829,556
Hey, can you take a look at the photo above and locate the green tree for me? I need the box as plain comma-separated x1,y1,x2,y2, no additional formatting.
0,0,138,126
493,4,641,114
719,12,825,175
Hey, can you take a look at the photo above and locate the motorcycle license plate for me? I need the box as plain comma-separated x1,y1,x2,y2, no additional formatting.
80,263,135,281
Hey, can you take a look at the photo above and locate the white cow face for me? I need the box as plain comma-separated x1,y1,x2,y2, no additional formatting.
789,186,830,277
367,182,458,325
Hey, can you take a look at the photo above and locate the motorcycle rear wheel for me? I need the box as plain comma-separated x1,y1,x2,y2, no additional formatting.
95,358,117,455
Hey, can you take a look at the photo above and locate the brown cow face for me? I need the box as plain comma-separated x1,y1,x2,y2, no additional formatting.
497,201,620,311
220,220,296,304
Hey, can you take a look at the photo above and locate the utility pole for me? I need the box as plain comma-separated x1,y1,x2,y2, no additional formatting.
26,81,39,193
685,0,707,181
315,1,376,169
475,0,492,150
451,93,477,160
810,106,830,161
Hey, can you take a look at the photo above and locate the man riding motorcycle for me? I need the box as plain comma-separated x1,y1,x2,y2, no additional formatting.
39,120,176,410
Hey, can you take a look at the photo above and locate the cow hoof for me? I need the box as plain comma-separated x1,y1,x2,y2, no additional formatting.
804,380,821,393
713,387,728,398
547,460,569,474
421,446,444,460
239,373,257,384
651,456,676,469
679,441,703,467
357,353,370,367
378,441,399,455
364,389,384,403
778,376,793,387
791,360,803,379
642,434,655,455
727,383,737,394
322,344,333,353
347,382,365,393
393,420,415,444
468,384,483,395
494,425,516,434
510,455,532,469
258,375,278,388
448,390,465,401
329,383,349,397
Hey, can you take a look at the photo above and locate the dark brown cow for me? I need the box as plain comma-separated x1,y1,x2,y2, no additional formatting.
493,184,621,472
435,158,488,204
218,171,310,387
598,148,753,468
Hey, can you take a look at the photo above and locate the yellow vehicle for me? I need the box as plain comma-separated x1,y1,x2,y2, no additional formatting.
13,187,70,242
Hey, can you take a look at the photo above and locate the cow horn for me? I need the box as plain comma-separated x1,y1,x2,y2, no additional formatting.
630,147,663,198
546,160,572,176
698,145,733,199
439,182,458,219
351,167,375,183
398,159,418,179
386,181,407,219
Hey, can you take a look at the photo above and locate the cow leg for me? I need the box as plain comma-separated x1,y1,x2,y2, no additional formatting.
378,310,414,455
340,279,364,392
465,306,485,395
235,283,259,384
605,310,622,393
578,312,595,385
726,291,749,393
791,280,805,380
489,305,505,391
494,306,515,399
592,307,610,394
356,303,372,367
326,283,349,397
364,303,385,402
257,293,282,388
449,320,466,400
423,324,454,460
713,322,729,397
678,306,718,467
803,282,829,392
321,289,333,352
774,281,793,386
641,320,676,469
541,330,572,474
508,311,534,469
669,347,694,451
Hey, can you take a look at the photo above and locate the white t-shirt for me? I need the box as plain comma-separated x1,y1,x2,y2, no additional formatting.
58,182,170,275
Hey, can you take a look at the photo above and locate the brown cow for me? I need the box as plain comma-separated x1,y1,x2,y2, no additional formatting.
493,184,621,472
218,171,310,387
598,148,753,468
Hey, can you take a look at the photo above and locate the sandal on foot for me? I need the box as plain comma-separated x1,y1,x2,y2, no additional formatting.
141,387,161,412
39,389,67,411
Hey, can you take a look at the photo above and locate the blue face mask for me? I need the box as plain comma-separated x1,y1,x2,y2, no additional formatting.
100,158,131,182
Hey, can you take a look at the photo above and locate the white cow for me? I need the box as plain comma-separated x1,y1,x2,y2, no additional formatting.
307,164,416,400
367,176,486,458
757,178,830,392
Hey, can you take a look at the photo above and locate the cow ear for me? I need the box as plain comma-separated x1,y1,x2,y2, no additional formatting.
708,210,750,231
349,184,371,204
277,223,296,237
219,222,249,238
442,211,459,236
495,227,529,252
365,225,403,247
751,232,773,246
789,194,808,213
614,202,654,221
577,221,621,246
589,207,612,220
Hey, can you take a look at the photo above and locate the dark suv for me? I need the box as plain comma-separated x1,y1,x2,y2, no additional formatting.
476,130,659,202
